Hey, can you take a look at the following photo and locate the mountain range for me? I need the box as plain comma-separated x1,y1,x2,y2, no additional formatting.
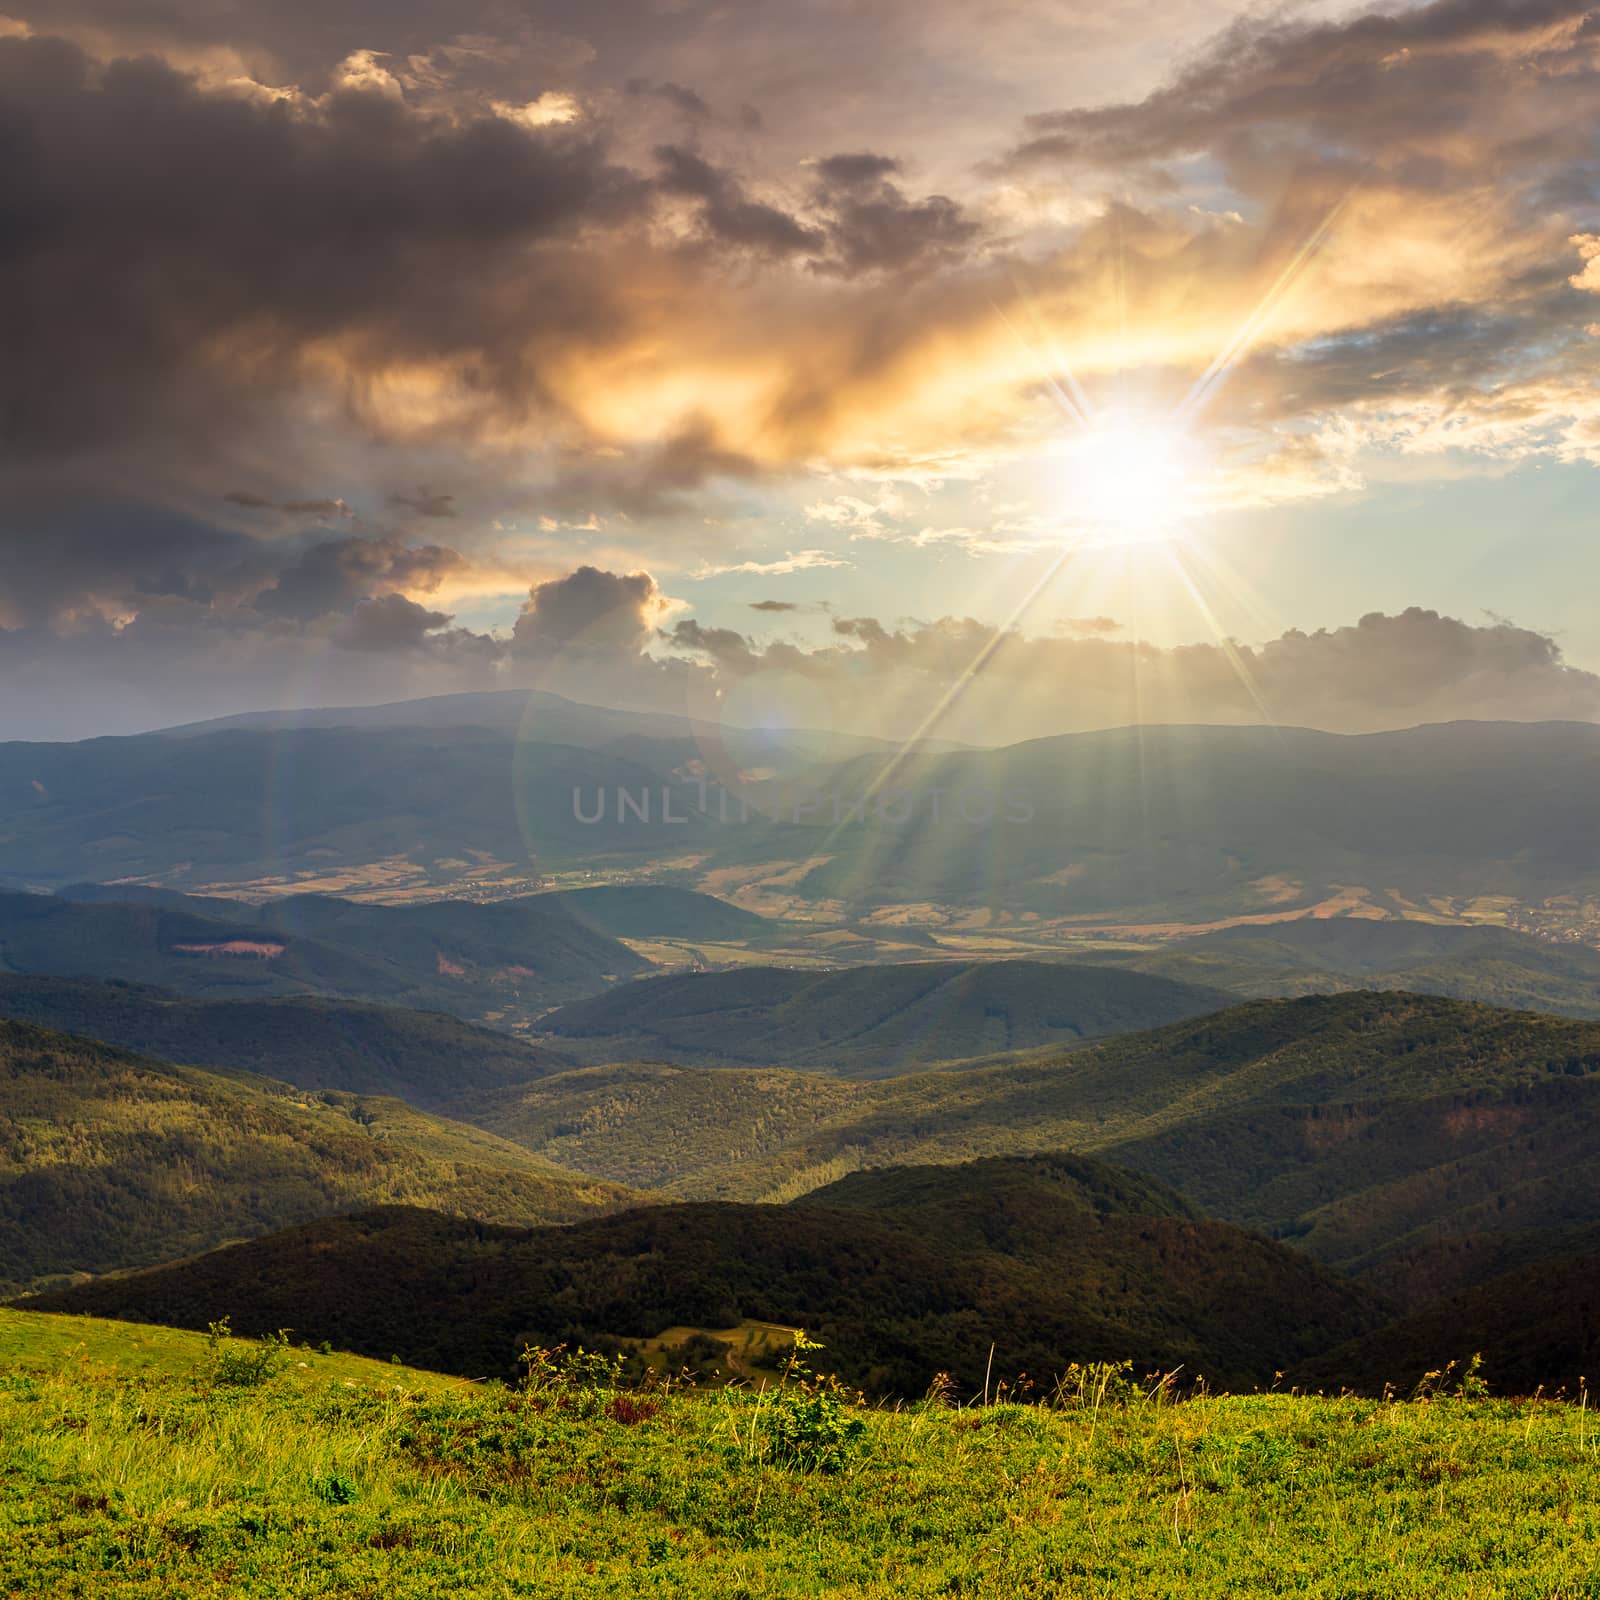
466,990,1600,1312
7,688,1600,1402
6,700,1600,933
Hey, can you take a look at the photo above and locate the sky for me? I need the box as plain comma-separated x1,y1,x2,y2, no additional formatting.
3,0,1600,743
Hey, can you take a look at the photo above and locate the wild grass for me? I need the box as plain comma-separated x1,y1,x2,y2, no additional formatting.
5,1312,1600,1598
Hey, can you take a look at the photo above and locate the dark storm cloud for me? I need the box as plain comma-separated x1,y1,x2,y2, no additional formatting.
809,155,981,277
650,141,984,277
0,497,277,626
0,32,648,464
655,144,825,258
814,153,902,189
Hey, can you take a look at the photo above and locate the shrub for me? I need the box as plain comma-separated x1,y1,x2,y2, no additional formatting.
755,1332,866,1474
201,1318,291,1388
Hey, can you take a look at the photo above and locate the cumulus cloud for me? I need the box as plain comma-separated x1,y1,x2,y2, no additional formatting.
3,541,1597,745
511,565,668,662
253,538,469,622
336,592,453,651
1572,235,1600,294
664,605,1600,745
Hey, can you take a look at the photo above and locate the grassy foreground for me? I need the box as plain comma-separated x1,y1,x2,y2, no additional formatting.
4,1311,1600,1598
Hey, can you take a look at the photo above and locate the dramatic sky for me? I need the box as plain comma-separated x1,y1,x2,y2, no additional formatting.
3,0,1600,742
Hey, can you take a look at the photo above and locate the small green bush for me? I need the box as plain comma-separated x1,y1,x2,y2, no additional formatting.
756,1333,866,1474
201,1318,291,1388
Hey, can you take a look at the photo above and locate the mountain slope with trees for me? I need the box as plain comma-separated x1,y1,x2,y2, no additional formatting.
28,1154,1381,1396
0,1020,638,1293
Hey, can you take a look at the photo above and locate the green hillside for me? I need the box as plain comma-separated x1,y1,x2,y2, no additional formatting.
0,1306,466,1392
28,1153,1380,1396
473,993,1600,1303
0,1019,638,1293
6,1312,1596,1600
0,975,570,1107
538,959,1231,1075
462,1061,867,1192
0,887,647,1021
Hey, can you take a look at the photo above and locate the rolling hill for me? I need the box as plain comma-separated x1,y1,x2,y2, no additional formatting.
25,1153,1381,1396
0,887,647,1022
1106,919,1600,1018
0,1019,639,1294
536,959,1232,1075
470,992,1600,1306
0,975,570,1107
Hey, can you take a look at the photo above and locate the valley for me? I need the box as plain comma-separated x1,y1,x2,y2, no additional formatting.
7,697,1600,1498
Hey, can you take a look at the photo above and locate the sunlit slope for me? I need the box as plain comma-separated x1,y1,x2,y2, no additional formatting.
0,1307,465,1392
476,992,1600,1297
0,1019,640,1293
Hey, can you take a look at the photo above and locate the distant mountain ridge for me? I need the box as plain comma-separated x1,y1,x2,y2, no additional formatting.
154,686,965,758
6,710,1600,928
470,991,1600,1306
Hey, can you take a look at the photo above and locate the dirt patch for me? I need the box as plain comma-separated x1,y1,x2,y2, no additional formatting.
170,940,285,959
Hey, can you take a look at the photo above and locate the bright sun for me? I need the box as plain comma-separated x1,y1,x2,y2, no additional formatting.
1057,414,1203,544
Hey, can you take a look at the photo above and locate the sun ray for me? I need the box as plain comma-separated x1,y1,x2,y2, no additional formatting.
1176,185,1359,425
843,177,1361,763
1160,543,1280,729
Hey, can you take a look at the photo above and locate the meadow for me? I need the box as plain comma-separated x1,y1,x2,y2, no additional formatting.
4,1309,1599,1598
